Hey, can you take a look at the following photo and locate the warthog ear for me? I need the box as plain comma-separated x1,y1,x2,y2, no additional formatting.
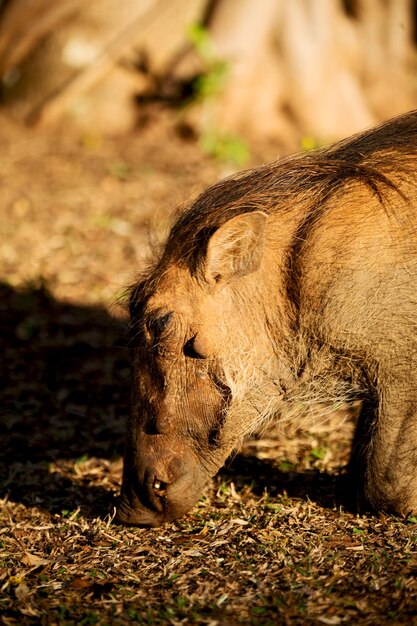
205,211,267,283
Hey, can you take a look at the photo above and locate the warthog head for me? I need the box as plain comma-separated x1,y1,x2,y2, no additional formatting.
116,210,282,526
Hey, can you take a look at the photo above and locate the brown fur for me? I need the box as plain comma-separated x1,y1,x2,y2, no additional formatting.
117,111,417,527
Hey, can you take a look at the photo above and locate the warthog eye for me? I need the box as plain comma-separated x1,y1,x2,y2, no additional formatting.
183,335,205,359
146,311,173,341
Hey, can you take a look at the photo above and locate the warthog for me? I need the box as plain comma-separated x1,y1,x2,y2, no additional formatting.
116,111,417,526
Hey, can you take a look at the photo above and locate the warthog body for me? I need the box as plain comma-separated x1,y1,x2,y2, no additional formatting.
117,111,417,526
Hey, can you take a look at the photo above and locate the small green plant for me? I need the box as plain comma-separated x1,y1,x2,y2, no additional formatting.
128,608,141,620
176,595,188,609
310,446,328,461
186,22,249,166
200,131,249,167
278,460,296,473
265,503,281,513
61,509,80,520
186,22,229,106
300,136,324,151
187,23,212,60
75,454,89,465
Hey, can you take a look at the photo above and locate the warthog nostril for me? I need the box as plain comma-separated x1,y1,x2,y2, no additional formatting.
152,478,167,497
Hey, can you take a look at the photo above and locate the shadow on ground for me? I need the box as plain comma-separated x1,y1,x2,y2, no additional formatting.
219,454,354,512
0,281,130,519
1,281,355,522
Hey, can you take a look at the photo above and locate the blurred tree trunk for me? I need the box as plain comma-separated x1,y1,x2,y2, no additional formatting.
0,0,414,145
204,0,415,142
207,0,289,138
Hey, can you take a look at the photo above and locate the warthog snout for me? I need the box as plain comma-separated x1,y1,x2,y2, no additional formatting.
116,433,209,526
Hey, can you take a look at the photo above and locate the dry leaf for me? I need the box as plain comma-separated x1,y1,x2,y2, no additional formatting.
21,552,49,567
15,582,30,601
318,616,343,625
70,577,92,589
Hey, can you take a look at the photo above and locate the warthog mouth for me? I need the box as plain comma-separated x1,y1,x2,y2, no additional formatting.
115,496,164,528
115,465,209,527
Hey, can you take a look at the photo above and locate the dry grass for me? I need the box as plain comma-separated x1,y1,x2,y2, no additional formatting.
0,116,416,625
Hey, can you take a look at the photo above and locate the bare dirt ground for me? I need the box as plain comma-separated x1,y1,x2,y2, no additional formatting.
1,113,416,625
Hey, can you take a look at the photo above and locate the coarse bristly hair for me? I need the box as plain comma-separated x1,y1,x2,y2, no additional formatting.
162,110,416,276
126,111,417,308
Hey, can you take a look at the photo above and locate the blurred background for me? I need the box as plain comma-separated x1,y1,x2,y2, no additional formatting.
0,0,416,149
